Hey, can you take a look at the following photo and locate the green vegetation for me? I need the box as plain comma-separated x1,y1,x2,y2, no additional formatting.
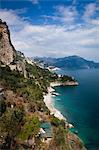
0,99,6,117
0,65,24,91
0,62,57,148
49,116,70,150
26,63,58,92
53,126,69,150
0,108,24,140
0,65,50,112
0,62,81,150
58,75,75,83
19,115,40,141
0,20,85,150
51,117,66,129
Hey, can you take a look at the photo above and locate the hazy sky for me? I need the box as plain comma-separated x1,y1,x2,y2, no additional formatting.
0,0,99,61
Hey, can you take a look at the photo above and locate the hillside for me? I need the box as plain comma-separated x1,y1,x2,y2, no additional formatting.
34,56,99,69
0,20,86,150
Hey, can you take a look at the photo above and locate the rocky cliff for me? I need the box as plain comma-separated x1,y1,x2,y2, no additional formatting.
0,20,86,150
0,19,16,65
0,19,27,77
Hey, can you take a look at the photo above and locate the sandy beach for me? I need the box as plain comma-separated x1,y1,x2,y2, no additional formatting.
43,83,75,129
43,83,66,121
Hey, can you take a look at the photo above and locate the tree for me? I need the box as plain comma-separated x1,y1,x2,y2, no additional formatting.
19,115,40,141
0,99,6,116
0,108,24,149
53,126,69,150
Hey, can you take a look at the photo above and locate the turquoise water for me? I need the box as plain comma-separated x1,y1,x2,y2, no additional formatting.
53,69,99,150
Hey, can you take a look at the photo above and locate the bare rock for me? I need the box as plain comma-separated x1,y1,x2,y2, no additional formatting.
0,20,16,65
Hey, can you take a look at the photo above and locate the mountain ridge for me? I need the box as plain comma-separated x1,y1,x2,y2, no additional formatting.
33,55,99,69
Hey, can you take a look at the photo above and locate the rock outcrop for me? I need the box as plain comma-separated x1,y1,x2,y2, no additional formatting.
0,19,27,77
0,19,16,65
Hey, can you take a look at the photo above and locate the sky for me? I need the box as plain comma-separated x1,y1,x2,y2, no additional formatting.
0,0,99,61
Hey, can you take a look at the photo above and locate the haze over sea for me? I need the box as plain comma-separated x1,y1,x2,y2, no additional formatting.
53,69,99,150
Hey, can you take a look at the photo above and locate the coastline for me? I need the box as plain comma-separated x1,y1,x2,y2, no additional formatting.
44,85,66,121
43,82,74,128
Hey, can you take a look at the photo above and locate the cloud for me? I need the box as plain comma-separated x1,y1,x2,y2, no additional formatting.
0,9,29,28
83,3,99,23
55,5,78,24
91,19,99,25
83,3,96,19
44,5,78,25
0,9,99,61
42,5,78,25
29,0,39,5
72,0,77,5
43,3,99,27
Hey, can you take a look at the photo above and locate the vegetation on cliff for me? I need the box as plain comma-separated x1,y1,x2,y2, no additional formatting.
0,20,86,150
0,64,85,150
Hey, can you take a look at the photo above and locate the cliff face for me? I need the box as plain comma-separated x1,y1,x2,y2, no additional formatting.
0,20,16,65
0,20,86,150
0,19,27,77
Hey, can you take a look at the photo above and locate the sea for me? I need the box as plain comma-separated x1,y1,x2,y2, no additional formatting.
53,68,99,150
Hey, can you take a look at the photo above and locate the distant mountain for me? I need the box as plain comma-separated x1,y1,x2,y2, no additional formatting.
33,56,99,69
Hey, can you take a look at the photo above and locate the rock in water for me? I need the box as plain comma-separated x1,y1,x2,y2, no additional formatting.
0,19,16,65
